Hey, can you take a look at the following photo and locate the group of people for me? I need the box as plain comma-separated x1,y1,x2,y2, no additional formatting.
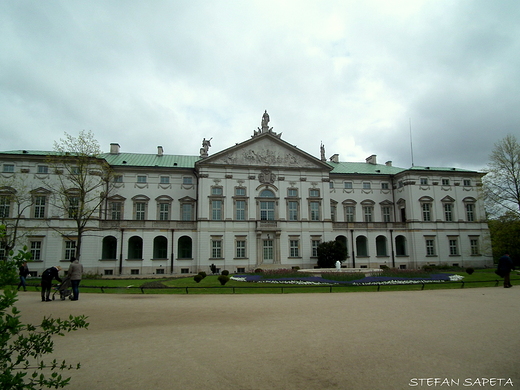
18,257,83,302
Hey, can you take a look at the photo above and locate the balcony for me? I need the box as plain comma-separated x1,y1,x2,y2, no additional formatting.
332,222,407,230
99,220,197,230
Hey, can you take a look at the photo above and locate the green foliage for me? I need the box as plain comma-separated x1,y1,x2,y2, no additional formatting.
221,270,229,276
217,275,230,285
466,267,475,275
248,269,311,279
193,275,203,283
488,213,520,264
197,271,207,279
0,240,89,389
317,240,347,268
254,268,263,273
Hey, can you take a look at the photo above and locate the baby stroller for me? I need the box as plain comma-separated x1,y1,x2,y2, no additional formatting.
52,277,72,301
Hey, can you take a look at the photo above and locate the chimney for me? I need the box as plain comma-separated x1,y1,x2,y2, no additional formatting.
110,143,120,154
385,161,392,167
365,155,377,165
329,154,339,163
157,146,164,156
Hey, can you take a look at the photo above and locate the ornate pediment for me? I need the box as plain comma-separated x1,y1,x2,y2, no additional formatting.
198,133,329,170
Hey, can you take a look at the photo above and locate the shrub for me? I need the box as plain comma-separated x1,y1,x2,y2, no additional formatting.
254,268,263,273
218,275,230,285
466,267,475,275
193,275,203,283
198,271,207,279
221,270,229,276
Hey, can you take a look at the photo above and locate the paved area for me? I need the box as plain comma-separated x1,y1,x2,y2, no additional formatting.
15,287,520,390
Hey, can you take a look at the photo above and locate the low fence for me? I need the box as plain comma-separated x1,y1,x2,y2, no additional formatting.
20,278,517,294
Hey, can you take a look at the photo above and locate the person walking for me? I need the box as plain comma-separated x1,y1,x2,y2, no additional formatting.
68,256,83,301
17,261,30,291
40,266,62,301
497,253,514,288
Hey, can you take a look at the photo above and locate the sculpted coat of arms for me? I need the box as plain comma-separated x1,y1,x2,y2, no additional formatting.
259,169,276,184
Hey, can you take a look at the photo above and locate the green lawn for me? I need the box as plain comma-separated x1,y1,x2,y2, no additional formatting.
18,269,518,295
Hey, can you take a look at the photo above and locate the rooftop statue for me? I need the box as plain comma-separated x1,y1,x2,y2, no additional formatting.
253,110,281,138
200,137,212,158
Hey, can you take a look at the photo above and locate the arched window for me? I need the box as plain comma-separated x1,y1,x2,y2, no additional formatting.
395,235,407,256
259,189,276,220
128,236,143,260
356,236,368,257
376,235,387,256
260,189,275,197
102,236,117,260
153,236,168,259
178,236,192,259
335,235,348,253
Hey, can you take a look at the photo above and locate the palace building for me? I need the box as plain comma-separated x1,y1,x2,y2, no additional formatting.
0,112,493,276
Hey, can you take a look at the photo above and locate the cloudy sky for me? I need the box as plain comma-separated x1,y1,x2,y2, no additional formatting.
1,0,519,171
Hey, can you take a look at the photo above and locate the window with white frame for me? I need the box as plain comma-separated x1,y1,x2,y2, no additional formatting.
0,195,11,218
363,206,373,222
310,201,320,221
442,178,450,186
183,177,193,185
212,200,222,220
329,182,334,189
381,182,389,190
37,165,48,174
67,195,79,219
34,195,47,218
111,201,122,220
344,182,353,189
425,238,436,256
309,189,320,197
135,202,146,220
137,175,147,183
331,203,337,222
444,203,453,222
235,200,246,220
362,182,371,190
449,238,459,256
2,164,14,173
158,203,169,220
288,188,298,197
211,186,223,196
288,200,299,221
470,237,479,255
466,203,475,222
463,179,471,186
420,178,428,185
235,239,246,258
160,176,170,184
382,206,392,222
311,239,321,257
289,239,300,257
114,175,123,183
422,202,432,222
235,187,246,196
64,240,76,260
30,240,42,261
345,205,355,222
211,239,222,258
181,202,193,221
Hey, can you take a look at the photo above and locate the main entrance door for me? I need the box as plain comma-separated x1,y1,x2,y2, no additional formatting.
263,240,274,263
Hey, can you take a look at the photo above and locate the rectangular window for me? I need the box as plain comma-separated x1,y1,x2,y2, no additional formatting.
382,206,391,222
288,201,298,221
235,200,246,220
181,203,193,221
329,182,334,189
345,206,355,222
30,241,42,261
344,182,352,189
183,177,193,185
442,179,450,186
309,189,319,197
114,175,123,183
363,182,371,190
289,240,299,257
236,240,246,258
444,203,453,222
135,202,146,220
137,175,147,183
426,239,435,256
470,238,479,255
449,239,458,255
3,164,14,173
0,196,11,218
68,196,79,218
212,200,222,220
331,205,336,222
37,165,48,174
131,269,140,275
363,206,373,222
160,176,170,184
463,179,471,186
111,202,122,220
422,203,431,222
211,187,223,196
310,201,320,221
0,242,6,261
381,182,389,190
311,240,320,257
65,241,76,260
466,204,475,222
159,203,169,220
212,240,222,258
420,178,428,185
235,187,246,196
34,196,46,218
288,188,298,197
260,201,275,220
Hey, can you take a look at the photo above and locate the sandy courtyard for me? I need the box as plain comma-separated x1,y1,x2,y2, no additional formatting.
14,287,520,390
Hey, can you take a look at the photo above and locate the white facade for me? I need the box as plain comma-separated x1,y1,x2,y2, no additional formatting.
0,122,493,276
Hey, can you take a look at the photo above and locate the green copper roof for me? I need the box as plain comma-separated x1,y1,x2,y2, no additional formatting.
328,161,406,175
101,153,201,168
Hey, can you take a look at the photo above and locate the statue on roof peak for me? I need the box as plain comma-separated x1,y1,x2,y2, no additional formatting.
253,110,281,138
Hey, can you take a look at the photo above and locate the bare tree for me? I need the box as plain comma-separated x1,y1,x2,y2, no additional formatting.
45,130,113,260
484,134,520,218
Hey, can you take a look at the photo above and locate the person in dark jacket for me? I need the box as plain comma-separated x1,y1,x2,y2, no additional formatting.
67,256,83,301
17,261,30,291
497,254,514,288
40,266,62,301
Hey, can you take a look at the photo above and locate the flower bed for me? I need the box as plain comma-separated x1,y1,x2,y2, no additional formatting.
230,273,464,286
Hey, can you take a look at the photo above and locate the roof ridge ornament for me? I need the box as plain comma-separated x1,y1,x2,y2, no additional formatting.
252,110,282,138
